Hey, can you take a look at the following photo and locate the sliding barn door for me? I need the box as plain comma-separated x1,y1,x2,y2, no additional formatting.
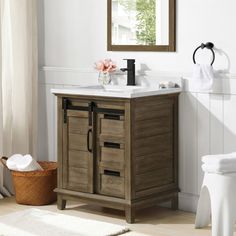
62,99,94,193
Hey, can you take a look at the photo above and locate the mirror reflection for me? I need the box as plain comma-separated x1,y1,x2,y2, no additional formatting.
111,0,169,46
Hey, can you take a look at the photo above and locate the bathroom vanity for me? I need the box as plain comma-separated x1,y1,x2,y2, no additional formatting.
52,86,181,223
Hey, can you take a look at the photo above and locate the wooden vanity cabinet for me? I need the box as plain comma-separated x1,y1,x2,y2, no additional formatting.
55,93,180,223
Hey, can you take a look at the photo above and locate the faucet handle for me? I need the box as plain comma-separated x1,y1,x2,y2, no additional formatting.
123,59,135,63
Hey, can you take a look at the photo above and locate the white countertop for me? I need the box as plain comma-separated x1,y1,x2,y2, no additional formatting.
51,85,182,98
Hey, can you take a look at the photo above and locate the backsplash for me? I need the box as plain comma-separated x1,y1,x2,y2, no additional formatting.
39,66,183,87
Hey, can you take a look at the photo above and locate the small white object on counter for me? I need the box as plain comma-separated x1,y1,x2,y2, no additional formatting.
7,154,43,172
159,81,176,89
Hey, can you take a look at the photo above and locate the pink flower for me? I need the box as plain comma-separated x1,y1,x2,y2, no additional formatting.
94,59,117,73
95,61,104,71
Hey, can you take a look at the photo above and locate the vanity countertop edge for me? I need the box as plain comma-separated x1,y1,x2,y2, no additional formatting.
51,87,182,98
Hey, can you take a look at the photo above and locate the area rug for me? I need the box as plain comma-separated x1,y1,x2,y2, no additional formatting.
0,209,130,236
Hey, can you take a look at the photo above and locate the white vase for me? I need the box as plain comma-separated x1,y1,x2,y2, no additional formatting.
98,72,111,85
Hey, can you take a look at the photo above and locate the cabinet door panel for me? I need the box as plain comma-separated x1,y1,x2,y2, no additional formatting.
68,117,88,134
68,167,88,185
63,109,94,193
69,134,87,151
68,150,89,168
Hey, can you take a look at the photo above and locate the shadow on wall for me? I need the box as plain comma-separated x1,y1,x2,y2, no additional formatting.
37,1,57,162
180,90,236,196
214,47,231,74
136,63,151,86
213,47,231,96
37,0,45,67
37,1,49,160
38,78,50,162
112,63,182,87
111,63,151,86
184,47,232,99
180,47,235,196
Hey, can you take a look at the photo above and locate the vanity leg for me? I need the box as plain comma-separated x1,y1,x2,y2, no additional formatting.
125,206,135,224
57,195,66,210
171,193,179,210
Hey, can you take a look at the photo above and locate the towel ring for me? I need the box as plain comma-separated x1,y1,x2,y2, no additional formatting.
193,42,215,66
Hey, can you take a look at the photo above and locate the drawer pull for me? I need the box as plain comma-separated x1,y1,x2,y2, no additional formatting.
104,114,120,120
104,170,120,177
104,142,120,149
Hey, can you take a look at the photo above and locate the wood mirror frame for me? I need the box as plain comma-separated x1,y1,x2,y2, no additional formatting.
107,0,176,52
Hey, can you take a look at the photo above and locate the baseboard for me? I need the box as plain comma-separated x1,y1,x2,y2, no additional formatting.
158,192,199,213
178,192,199,213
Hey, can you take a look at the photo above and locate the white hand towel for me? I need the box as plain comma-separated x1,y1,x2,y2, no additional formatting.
6,154,43,172
202,152,236,165
191,64,214,91
202,163,236,174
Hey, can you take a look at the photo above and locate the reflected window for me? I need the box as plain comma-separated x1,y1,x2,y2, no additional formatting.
112,0,168,46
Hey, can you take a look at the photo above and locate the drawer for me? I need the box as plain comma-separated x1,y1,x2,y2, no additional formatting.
100,114,125,137
100,142,125,169
100,170,125,198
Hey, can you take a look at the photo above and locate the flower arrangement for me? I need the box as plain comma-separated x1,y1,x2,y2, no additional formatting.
94,59,117,73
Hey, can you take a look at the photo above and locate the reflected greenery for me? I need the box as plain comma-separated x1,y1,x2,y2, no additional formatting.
119,0,156,45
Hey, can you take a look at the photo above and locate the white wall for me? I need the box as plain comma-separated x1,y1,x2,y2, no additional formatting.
37,0,236,212
38,0,236,73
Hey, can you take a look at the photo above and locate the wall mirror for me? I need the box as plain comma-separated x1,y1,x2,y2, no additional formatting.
107,0,176,51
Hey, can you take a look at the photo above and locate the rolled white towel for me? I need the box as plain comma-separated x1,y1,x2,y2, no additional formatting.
202,163,236,174
202,152,236,165
6,154,43,172
6,154,22,171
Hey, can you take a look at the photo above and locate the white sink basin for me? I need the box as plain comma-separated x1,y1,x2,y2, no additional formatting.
103,85,144,92
78,85,146,93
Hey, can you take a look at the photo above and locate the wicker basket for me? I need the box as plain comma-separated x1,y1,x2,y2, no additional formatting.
1,157,57,206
